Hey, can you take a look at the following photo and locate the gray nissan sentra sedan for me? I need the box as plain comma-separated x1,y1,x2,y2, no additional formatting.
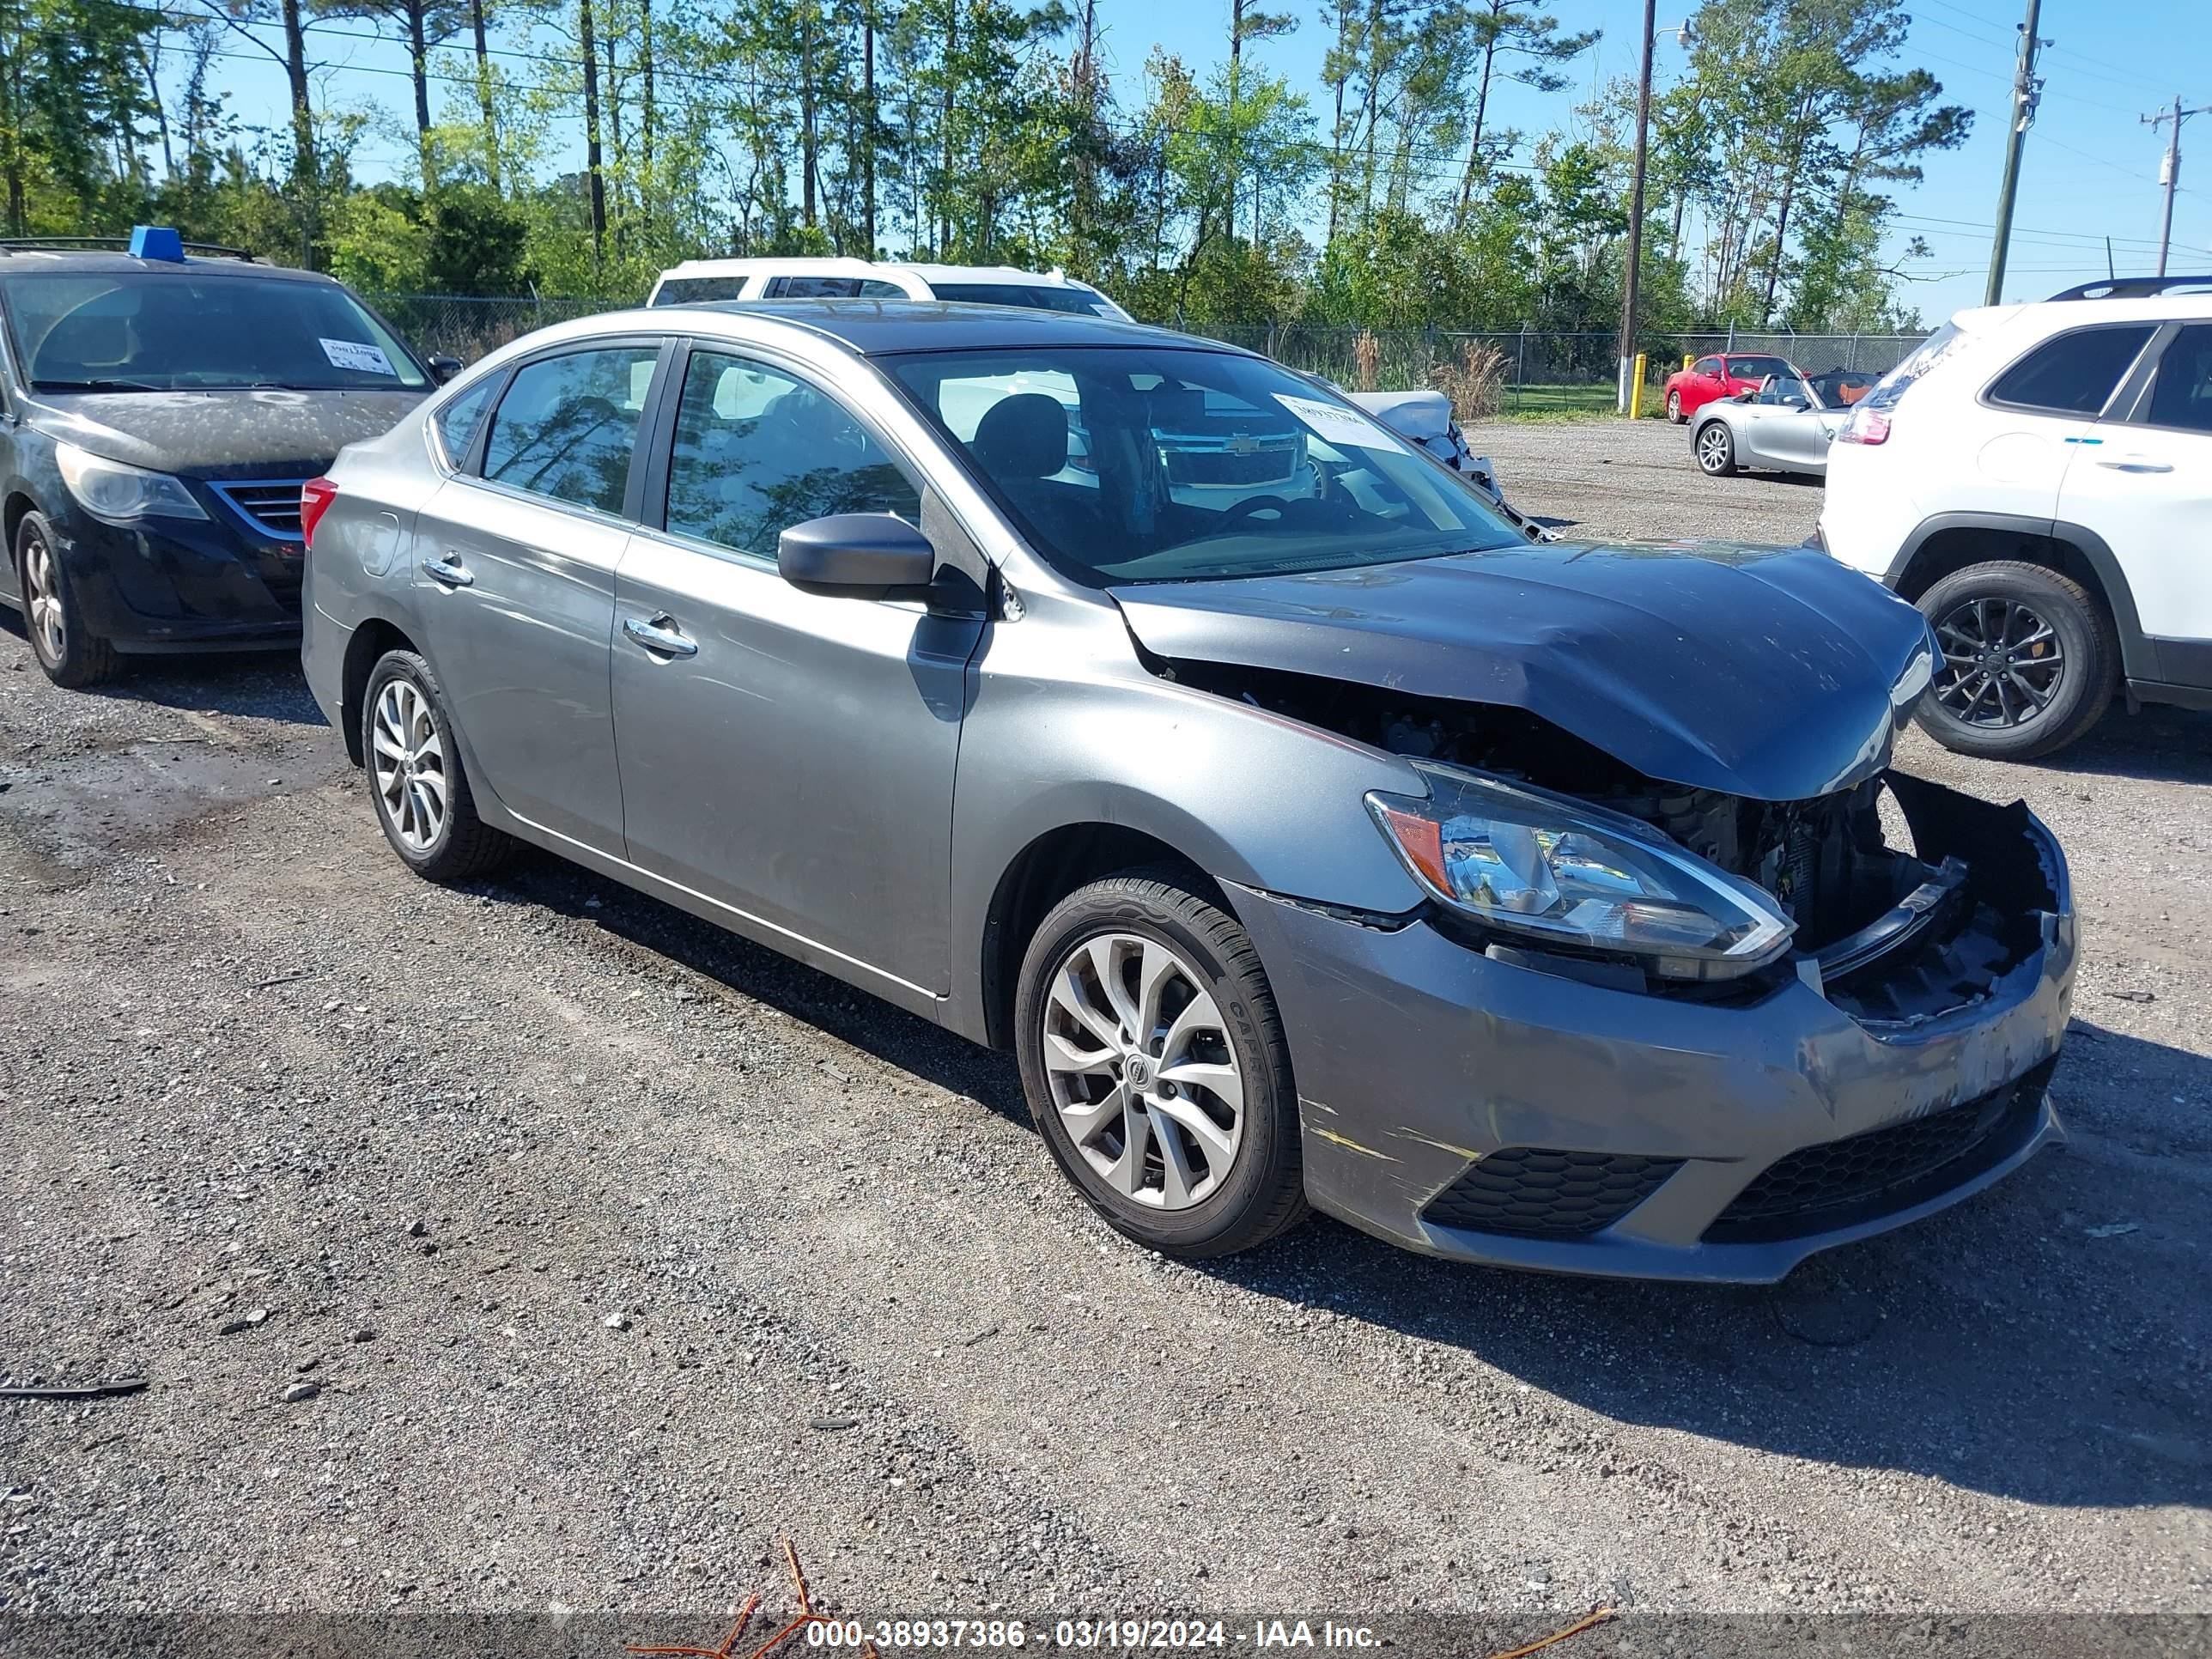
300,302,2075,1282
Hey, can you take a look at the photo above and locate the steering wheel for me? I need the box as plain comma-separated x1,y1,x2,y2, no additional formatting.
1217,494,1293,528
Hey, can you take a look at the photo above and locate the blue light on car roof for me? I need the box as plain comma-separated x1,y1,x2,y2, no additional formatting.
128,226,186,263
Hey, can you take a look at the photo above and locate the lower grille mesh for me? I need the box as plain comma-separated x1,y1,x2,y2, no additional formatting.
1422,1148,1681,1239
1705,1056,2057,1242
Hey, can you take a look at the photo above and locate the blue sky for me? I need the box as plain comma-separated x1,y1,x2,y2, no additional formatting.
216,0,2212,320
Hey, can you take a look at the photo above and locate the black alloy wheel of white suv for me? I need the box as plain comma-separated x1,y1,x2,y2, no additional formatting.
1914,560,2119,760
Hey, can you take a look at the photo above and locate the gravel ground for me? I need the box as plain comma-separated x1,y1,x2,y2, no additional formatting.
0,432,2207,1641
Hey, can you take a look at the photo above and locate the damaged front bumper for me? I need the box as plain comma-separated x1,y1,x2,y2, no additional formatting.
1230,774,2074,1283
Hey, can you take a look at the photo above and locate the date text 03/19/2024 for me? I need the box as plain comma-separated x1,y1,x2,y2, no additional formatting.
799,1618,1379,1649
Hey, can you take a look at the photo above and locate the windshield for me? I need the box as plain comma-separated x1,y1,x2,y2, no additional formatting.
2,270,428,392
1726,355,1794,381
931,282,1118,318
886,346,1524,585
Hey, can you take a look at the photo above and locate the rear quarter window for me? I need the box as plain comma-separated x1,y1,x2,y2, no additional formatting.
1986,325,2157,416
430,377,496,469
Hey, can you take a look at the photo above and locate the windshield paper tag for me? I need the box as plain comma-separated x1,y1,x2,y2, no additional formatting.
1273,392,1393,449
320,337,395,375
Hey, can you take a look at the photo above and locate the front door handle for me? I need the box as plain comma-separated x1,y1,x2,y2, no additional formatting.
623,614,699,658
2095,456,2173,473
422,554,475,587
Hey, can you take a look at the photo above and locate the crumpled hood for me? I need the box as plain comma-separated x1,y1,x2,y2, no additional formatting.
29,388,425,478
1111,539,1936,802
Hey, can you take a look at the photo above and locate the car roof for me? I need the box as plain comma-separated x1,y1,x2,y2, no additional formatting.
654,256,880,279
0,248,338,282
623,299,1221,356
1950,293,2212,334
651,257,1098,290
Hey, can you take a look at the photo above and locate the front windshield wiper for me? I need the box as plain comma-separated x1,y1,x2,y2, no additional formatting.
33,378,163,392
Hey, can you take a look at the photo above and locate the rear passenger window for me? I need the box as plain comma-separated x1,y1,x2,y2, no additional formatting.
764,276,903,298
2144,325,2212,433
662,349,919,558
431,378,495,469
1987,325,2154,415
481,345,660,515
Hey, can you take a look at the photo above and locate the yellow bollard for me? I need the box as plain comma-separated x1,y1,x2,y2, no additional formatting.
1683,354,1694,372
1629,352,1648,420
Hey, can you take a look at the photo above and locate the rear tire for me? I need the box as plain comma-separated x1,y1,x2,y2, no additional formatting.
361,649,514,882
1694,420,1737,476
16,510,119,688
1913,561,2116,761
1665,389,1685,423
1015,870,1307,1259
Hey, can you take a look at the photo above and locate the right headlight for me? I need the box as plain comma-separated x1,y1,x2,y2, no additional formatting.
55,441,207,523
1366,763,1795,981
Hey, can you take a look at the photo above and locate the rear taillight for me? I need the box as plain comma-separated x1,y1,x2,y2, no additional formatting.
300,477,338,545
1837,407,1891,446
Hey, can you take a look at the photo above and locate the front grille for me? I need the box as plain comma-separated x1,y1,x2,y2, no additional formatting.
1162,447,1299,487
1705,1056,2057,1243
209,478,309,540
1422,1148,1681,1239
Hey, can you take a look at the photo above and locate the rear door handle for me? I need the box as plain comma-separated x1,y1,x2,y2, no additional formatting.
2095,456,2173,473
422,554,474,587
623,614,698,658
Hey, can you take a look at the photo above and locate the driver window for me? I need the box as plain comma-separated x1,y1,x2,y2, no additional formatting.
1692,356,1721,378
663,349,921,559
480,344,661,514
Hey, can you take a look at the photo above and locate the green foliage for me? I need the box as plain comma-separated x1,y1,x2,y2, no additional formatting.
0,0,1962,340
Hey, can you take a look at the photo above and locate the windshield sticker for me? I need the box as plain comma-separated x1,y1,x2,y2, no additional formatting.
1272,392,1394,450
319,337,396,376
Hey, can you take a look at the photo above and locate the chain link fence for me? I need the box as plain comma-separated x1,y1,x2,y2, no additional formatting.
363,293,611,363
366,294,1928,418
1190,325,1930,413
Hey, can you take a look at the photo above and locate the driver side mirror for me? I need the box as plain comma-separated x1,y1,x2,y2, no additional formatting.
426,353,464,385
778,513,937,598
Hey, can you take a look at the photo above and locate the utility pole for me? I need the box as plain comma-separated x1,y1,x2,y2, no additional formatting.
1984,0,2046,306
1616,0,1656,413
2143,96,2212,276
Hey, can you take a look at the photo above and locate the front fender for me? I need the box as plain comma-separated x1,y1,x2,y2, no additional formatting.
944,589,1430,1038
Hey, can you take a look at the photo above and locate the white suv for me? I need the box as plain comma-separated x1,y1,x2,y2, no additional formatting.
646,257,1132,320
1820,276,2212,758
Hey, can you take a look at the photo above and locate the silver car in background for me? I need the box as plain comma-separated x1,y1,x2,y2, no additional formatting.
1690,369,1845,478
301,301,2074,1281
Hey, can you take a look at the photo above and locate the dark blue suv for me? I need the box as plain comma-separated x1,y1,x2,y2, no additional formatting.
0,228,454,685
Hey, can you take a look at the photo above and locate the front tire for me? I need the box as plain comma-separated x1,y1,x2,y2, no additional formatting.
1914,561,2116,760
16,510,119,687
361,649,514,881
1014,871,1307,1258
1695,421,1737,476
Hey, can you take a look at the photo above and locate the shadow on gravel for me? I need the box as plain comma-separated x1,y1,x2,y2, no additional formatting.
0,611,323,726
477,844,2209,1514
493,854,1033,1127
2027,704,2212,787
1200,1021,2212,1513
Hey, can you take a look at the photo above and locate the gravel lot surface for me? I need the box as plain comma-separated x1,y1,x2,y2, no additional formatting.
1,425,2206,1640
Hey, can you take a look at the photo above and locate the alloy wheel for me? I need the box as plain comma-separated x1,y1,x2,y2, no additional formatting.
22,531,64,663
1039,931,1244,1211
1697,425,1730,471
1933,596,2063,729
371,678,450,851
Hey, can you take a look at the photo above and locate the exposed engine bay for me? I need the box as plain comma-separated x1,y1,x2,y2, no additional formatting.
1163,659,2056,1023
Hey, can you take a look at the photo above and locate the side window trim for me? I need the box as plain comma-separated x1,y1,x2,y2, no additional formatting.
465,335,675,524
434,367,513,476
1979,322,2161,419
2112,320,2197,429
642,337,930,564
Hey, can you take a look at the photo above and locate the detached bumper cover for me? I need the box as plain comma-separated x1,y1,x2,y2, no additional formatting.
1232,775,2074,1283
